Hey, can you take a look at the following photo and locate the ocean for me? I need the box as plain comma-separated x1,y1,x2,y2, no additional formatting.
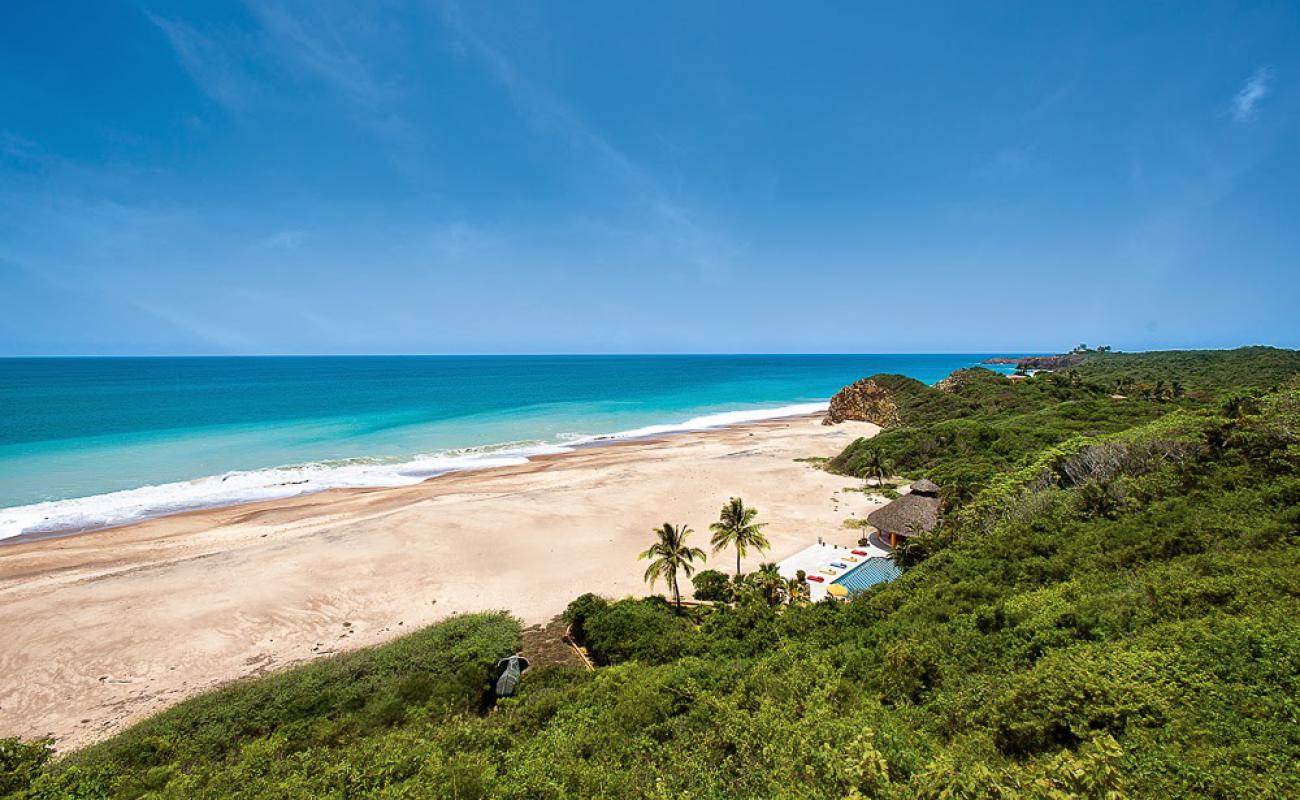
0,355,1009,540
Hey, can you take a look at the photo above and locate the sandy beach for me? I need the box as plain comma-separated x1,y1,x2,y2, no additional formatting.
0,415,881,751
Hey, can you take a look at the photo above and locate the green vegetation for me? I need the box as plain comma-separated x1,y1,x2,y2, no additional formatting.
689,568,731,601
1073,345,1300,395
4,348,1299,798
830,346,1300,499
7,613,519,798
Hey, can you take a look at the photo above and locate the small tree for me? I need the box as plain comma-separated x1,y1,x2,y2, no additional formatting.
691,569,732,602
786,570,810,606
862,450,893,490
640,523,707,610
1223,392,1261,422
749,562,786,607
709,497,770,575
1078,479,1123,519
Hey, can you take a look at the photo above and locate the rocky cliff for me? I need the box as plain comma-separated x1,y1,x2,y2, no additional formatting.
933,367,1007,393
981,353,1088,371
822,378,902,427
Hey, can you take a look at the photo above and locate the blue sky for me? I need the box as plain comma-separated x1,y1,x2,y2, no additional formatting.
1,1,1297,355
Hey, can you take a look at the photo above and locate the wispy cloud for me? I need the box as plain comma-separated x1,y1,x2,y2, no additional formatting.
1231,67,1273,122
148,4,401,116
434,1,739,282
244,2,394,107
148,3,421,172
147,13,256,111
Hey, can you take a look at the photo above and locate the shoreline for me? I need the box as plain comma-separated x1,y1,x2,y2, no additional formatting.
0,403,831,546
0,413,882,750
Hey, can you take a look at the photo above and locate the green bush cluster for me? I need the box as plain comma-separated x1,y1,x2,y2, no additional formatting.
6,613,519,798
689,568,732,601
830,346,1300,504
563,595,696,666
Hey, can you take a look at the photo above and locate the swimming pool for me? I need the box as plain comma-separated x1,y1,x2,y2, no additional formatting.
832,557,901,594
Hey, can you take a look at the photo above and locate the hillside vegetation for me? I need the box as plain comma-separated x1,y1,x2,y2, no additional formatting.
830,346,1300,496
3,347,1299,799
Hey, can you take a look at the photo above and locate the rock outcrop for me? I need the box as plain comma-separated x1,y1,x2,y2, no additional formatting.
980,353,1088,371
934,367,1015,393
822,379,901,427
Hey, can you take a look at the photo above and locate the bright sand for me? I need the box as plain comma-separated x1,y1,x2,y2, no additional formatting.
0,415,881,750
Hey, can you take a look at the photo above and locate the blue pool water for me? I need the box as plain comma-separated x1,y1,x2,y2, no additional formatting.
0,354,1014,539
833,557,903,593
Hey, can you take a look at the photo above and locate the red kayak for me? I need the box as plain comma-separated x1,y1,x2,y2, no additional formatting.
807,575,825,583
852,550,869,556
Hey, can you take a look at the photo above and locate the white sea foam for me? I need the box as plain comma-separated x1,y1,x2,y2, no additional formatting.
0,401,827,542
564,402,829,444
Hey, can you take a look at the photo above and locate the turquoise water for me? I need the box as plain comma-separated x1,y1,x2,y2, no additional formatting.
0,355,1008,538
833,557,903,593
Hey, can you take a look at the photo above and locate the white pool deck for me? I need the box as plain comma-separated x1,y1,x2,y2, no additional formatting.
777,540,893,602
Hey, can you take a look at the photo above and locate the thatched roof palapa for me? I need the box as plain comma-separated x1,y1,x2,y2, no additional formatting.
867,479,942,539
908,478,941,496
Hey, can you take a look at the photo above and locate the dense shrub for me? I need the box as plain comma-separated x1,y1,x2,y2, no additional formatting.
0,739,49,797
690,569,732,601
561,592,608,643
579,597,696,665
10,613,519,798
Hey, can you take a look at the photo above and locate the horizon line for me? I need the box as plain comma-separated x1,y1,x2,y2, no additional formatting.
0,344,1290,359
2,350,1065,359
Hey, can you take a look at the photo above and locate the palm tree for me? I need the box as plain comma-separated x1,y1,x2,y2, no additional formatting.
639,523,707,609
753,562,785,607
709,497,770,575
1223,393,1262,423
786,570,810,606
862,450,893,491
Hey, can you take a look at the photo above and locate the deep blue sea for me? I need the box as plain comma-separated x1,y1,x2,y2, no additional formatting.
0,355,1009,539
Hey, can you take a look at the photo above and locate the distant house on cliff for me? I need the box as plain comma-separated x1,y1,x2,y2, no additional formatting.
868,479,942,548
